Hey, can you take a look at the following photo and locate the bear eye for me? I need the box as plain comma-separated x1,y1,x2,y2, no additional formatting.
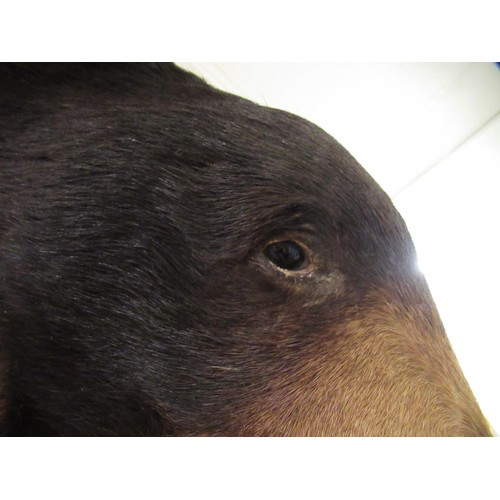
264,240,307,271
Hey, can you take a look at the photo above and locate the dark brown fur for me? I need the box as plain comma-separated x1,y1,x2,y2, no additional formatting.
0,63,491,436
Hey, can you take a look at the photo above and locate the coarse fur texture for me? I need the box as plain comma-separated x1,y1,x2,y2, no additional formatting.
0,63,491,436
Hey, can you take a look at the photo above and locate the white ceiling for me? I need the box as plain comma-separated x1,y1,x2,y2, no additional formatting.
177,62,500,434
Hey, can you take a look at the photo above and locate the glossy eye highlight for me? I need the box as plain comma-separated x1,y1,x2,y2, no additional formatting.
264,240,307,271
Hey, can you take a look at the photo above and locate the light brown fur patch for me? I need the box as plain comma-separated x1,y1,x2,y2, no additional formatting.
229,292,491,437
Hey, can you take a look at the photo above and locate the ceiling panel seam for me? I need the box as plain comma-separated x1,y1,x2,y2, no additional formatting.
392,109,500,200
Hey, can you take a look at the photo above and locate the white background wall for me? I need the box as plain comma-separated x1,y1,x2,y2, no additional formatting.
178,62,500,433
